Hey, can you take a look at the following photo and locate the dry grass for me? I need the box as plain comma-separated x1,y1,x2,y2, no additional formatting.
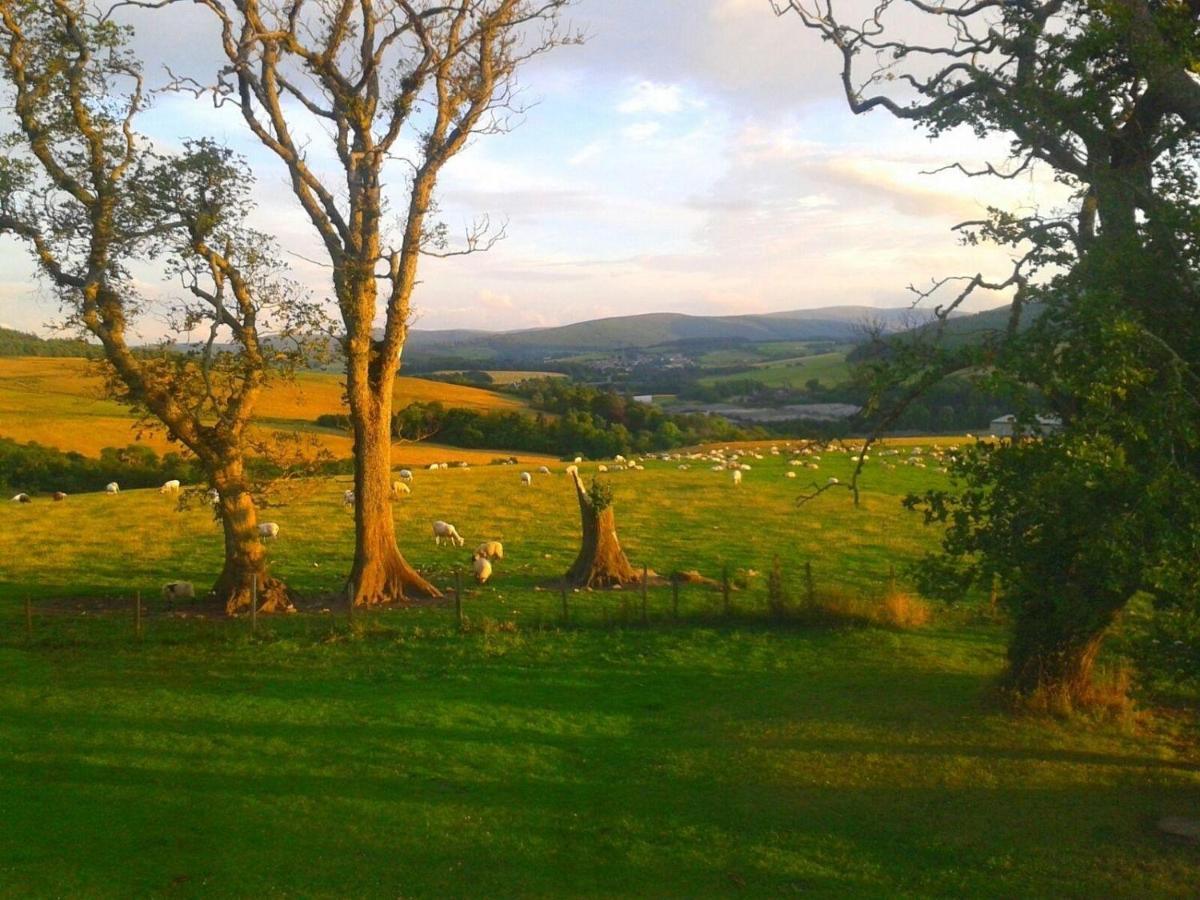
796,587,932,631
1006,665,1138,724
0,357,540,462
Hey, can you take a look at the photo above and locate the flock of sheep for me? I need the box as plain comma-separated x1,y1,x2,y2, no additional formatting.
8,438,965,600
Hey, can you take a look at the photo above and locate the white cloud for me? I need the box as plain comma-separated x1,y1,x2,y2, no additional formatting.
617,80,684,115
621,121,662,142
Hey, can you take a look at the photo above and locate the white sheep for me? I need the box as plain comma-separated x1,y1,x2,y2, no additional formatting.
427,462,439,470
520,471,532,486
398,469,414,481
11,493,30,503
732,469,742,486
785,471,797,479
827,477,840,485
343,489,355,507
473,555,493,584
258,522,280,539
432,520,464,547
474,540,504,560
597,464,608,473
574,456,583,463
392,481,411,497
105,481,120,494
160,479,181,494
162,581,195,602
537,466,551,475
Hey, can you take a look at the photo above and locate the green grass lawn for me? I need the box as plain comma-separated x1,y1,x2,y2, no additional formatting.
1,444,1197,896
699,351,852,390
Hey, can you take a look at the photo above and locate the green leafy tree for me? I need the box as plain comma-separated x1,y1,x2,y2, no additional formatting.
778,0,1200,700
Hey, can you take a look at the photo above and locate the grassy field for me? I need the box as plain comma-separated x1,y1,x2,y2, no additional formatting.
0,442,1197,896
700,350,852,390
428,369,568,385
0,357,535,464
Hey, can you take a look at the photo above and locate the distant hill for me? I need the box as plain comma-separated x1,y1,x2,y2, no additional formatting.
401,306,931,361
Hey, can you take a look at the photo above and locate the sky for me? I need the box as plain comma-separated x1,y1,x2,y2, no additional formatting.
0,0,1068,339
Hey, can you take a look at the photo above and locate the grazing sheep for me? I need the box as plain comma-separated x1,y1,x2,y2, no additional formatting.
428,462,439,470
473,555,493,584
597,464,609,473
392,481,411,497
160,479,181,493
11,493,31,503
474,540,504,561
258,522,280,539
398,469,413,481
520,471,532,486
827,477,840,485
785,472,797,479
162,581,195,602
432,520,465,547
537,465,551,475
343,489,355,507
732,469,742,486
53,491,67,501
105,481,120,494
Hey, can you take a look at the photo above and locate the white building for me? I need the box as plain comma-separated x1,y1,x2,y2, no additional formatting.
989,414,1063,438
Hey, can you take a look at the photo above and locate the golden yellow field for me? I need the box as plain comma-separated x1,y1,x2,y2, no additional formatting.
0,357,548,464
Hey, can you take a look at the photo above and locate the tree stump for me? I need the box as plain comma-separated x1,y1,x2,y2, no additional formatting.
565,469,638,588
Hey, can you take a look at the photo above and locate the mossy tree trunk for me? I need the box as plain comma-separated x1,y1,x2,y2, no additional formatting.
212,461,292,616
565,469,638,588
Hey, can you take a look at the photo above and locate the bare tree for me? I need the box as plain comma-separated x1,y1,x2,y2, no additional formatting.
0,1,321,614
159,0,579,606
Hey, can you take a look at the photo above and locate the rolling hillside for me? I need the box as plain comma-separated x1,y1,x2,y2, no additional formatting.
403,306,934,360
0,357,543,464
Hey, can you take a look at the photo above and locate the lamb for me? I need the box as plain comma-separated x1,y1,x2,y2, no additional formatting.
392,481,411,497
398,469,413,481
105,482,119,494
160,479,181,493
474,540,504,561
520,471,532,486
432,520,465,547
343,489,355,507
732,469,742,486
162,581,195,602
258,522,280,539
11,493,31,503
473,555,493,584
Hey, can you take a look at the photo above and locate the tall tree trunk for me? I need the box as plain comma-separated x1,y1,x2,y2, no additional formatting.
1002,590,1124,701
211,462,293,616
565,469,638,588
346,364,440,606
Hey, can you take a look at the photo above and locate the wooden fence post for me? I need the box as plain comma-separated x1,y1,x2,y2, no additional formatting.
455,567,464,630
134,591,142,641
251,575,258,635
641,565,649,625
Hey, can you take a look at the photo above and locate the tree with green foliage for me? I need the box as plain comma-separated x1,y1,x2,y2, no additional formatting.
0,1,322,615
777,0,1200,702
